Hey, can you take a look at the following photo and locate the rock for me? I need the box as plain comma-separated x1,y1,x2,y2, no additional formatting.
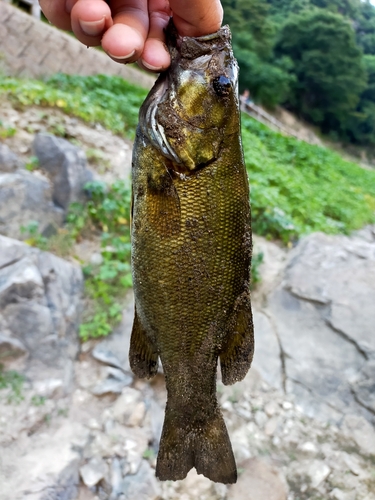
91,367,133,396
227,458,287,500
341,415,375,457
112,388,143,425
0,334,28,361
121,460,161,500
0,143,23,172
1,422,82,500
350,359,375,414
80,457,108,488
305,460,331,488
33,133,92,210
92,295,134,374
0,235,83,390
0,170,64,239
256,232,375,423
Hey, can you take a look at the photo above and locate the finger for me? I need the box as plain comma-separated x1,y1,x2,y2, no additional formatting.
39,0,74,30
169,0,223,37
139,0,171,71
101,0,149,63
70,0,113,47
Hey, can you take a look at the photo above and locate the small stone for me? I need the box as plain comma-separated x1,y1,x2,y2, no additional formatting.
306,460,331,488
80,457,107,487
121,460,161,500
298,441,318,455
112,387,143,424
342,453,362,476
127,401,146,427
264,417,278,436
264,401,278,417
33,378,63,398
0,143,23,172
92,344,124,371
282,401,293,410
90,252,103,266
254,411,268,428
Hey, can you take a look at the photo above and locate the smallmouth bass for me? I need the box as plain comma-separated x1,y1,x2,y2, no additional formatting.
130,22,254,484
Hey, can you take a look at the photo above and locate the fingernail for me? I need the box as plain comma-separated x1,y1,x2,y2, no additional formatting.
142,61,163,72
79,18,106,37
107,49,136,61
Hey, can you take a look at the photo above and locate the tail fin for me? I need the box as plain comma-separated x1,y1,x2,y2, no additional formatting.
156,405,237,484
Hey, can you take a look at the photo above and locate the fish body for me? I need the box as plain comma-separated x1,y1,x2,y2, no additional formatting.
130,22,254,484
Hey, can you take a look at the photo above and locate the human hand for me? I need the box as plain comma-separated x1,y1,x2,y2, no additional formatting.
39,0,223,72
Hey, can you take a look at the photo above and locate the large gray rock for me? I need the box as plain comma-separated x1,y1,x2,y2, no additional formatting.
0,143,23,172
0,235,83,391
33,133,92,210
253,231,375,424
0,170,64,239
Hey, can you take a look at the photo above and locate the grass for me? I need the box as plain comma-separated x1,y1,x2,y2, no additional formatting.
0,73,147,139
0,364,24,403
242,116,375,242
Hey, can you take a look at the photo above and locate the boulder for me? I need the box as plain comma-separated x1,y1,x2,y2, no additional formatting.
33,133,93,210
0,143,23,172
0,235,83,391
0,170,64,239
253,231,375,423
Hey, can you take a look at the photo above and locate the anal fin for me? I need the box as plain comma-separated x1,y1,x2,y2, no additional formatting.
129,308,159,379
220,292,254,385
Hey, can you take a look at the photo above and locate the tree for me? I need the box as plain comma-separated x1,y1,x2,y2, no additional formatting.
276,10,367,133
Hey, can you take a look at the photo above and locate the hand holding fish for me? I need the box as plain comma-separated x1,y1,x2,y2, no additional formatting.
38,0,223,71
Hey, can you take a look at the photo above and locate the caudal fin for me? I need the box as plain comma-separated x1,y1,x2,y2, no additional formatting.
156,405,237,484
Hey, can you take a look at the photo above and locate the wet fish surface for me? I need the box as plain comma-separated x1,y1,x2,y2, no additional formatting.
130,21,254,484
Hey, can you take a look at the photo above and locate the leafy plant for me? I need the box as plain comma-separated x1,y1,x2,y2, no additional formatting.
25,155,39,171
67,180,133,341
242,115,375,242
20,221,48,250
250,251,264,288
0,120,16,139
0,364,24,404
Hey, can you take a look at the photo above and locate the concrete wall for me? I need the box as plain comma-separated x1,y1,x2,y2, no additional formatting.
0,1,154,89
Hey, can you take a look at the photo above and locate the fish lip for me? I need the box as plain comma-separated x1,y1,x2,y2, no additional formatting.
140,75,182,164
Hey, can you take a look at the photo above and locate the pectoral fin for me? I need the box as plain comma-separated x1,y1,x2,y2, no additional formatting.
129,308,159,379
220,291,254,385
147,167,181,237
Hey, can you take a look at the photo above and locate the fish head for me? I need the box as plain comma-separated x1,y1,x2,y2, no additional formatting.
140,22,240,172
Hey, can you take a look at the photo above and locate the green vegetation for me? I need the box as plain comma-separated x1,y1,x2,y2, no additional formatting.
69,180,132,341
0,364,24,404
242,115,375,241
0,73,147,138
222,0,375,145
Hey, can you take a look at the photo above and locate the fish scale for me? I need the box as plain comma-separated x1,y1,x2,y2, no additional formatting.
130,21,254,484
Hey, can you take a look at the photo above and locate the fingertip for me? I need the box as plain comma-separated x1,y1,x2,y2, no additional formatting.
140,38,171,72
70,0,112,45
102,24,145,63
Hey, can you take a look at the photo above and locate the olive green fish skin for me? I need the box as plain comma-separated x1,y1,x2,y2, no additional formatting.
130,23,254,484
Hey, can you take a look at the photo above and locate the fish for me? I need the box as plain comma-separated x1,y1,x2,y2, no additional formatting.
129,21,254,484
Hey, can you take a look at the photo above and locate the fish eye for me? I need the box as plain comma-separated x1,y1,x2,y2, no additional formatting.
213,76,231,97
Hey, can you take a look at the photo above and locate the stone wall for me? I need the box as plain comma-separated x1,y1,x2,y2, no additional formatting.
0,1,154,88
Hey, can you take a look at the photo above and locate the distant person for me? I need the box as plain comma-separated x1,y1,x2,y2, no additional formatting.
38,0,223,72
241,89,253,104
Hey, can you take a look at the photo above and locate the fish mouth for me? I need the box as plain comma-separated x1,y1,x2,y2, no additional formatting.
140,75,181,164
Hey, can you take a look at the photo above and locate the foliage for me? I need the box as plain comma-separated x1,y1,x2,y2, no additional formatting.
0,120,16,139
275,10,367,133
250,252,264,288
0,74,147,138
0,364,24,404
67,180,132,341
242,115,375,242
